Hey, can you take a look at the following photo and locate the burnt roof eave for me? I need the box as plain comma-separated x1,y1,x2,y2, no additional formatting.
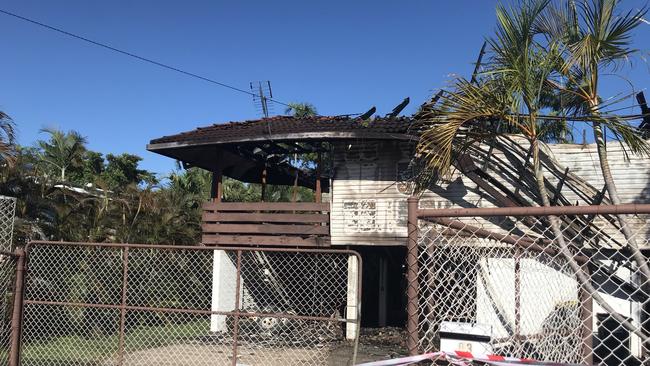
147,131,419,152
146,140,330,192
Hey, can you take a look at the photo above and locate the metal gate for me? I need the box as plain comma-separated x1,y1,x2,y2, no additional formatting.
16,241,361,365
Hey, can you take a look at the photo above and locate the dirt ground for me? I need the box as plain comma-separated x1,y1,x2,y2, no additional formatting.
116,327,408,366
341,327,409,365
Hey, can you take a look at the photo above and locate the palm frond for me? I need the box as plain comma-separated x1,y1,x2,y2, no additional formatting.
285,102,318,117
566,0,647,73
595,114,650,157
416,77,519,179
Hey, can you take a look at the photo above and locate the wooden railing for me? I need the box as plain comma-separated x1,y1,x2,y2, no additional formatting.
201,202,331,247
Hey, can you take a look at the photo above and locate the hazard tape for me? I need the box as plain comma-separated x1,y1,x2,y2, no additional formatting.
355,351,584,366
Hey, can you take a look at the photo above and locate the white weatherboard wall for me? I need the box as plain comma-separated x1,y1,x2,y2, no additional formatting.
330,140,437,246
330,139,650,245
330,139,518,246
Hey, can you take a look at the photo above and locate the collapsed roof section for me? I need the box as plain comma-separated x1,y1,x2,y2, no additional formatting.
147,115,423,190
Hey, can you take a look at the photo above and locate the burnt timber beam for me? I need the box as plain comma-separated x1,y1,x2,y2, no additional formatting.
466,144,536,205
480,142,495,172
471,41,488,85
550,167,570,205
459,141,624,249
288,141,328,154
637,92,650,131
210,150,224,202
494,136,624,245
315,152,322,203
233,145,315,188
513,143,534,197
455,154,550,235
456,154,521,208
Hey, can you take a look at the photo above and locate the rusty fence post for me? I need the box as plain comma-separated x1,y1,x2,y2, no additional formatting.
406,196,420,356
9,248,26,366
580,263,593,365
117,247,130,366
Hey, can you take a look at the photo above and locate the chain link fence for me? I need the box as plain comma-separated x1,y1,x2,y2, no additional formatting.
0,196,17,366
0,253,16,366
413,205,650,365
20,242,361,366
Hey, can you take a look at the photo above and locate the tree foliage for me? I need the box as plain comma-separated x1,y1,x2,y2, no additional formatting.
37,128,87,182
0,126,309,247
285,102,318,117
0,111,16,166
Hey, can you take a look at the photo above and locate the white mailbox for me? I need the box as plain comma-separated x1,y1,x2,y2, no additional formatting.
439,321,493,355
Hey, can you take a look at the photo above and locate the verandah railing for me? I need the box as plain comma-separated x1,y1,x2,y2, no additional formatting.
201,202,331,247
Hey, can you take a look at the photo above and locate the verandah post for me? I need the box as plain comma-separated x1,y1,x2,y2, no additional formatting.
406,196,420,355
315,152,322,203
261,165,267,202
211,150,223,203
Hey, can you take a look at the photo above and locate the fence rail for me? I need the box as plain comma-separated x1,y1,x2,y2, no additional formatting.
407,199,650,365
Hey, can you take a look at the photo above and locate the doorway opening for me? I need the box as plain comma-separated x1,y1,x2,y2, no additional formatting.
351,246,407,328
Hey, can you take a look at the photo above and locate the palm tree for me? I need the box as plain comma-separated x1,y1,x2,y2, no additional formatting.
0,111,16,166
417,0,649,343
38,128,87,182
418,0,560,190
540,0,650,281
284,102,318,117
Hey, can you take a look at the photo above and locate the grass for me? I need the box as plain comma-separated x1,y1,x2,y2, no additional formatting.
18,320,207,365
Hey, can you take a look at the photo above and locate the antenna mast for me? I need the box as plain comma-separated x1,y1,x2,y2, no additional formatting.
250,81,274,118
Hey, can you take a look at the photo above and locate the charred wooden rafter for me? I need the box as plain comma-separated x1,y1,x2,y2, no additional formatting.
232,145,315,188
456,136,626,251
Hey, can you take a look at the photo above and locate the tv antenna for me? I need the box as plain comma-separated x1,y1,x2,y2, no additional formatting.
250,81,274,118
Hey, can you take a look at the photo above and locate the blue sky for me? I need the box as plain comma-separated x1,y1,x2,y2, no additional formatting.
1,1,649,176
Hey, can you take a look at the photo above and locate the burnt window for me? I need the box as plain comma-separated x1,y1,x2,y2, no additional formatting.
343,200,377,232
396,161,415,195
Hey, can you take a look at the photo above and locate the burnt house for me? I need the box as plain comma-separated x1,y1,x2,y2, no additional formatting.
148,115,650,362
147,116,423,333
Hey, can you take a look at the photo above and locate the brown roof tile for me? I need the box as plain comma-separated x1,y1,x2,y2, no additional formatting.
149,115,419,146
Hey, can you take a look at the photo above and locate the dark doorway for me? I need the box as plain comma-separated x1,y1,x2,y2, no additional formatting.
351,246,407,328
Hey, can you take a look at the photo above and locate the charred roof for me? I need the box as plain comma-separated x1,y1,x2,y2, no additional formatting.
146,116,422,190
148,115,420,148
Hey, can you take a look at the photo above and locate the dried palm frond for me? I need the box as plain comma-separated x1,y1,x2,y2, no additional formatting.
416,77,519,180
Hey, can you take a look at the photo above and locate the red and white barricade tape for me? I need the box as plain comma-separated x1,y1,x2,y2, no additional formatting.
355,351,583,366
